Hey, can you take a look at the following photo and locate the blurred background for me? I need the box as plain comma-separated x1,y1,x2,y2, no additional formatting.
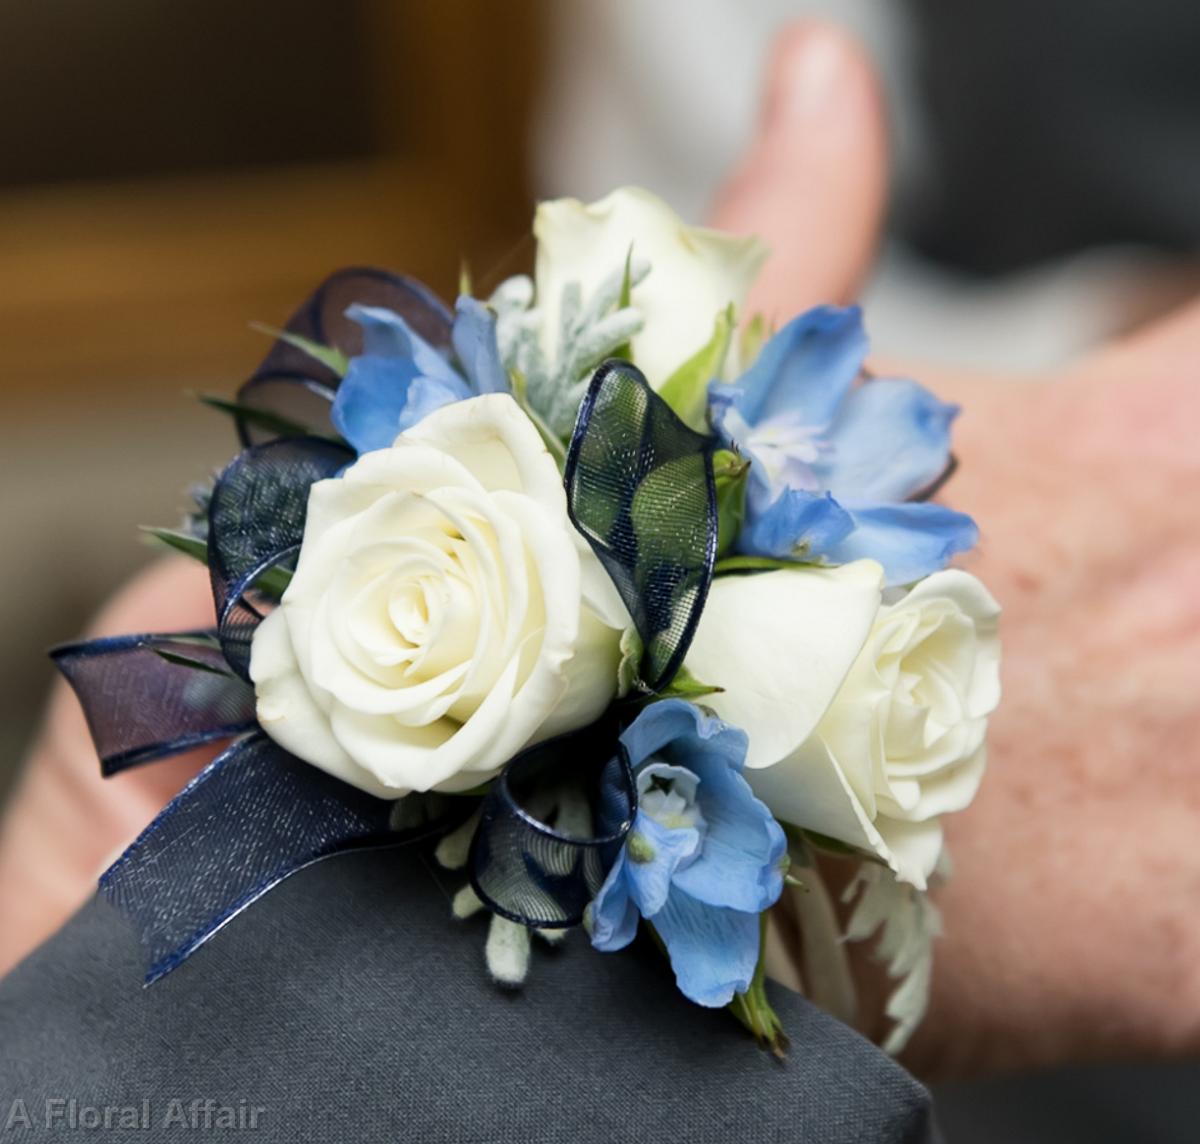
1,1,1196,1138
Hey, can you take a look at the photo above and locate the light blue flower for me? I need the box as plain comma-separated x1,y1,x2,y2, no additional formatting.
331,296,508,453
589,700,786,1008
708,305,978,585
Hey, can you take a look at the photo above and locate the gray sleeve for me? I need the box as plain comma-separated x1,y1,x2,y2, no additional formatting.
0,847,938,1142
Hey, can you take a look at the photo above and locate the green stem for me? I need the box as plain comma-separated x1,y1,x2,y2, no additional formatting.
509,369,568,469
726,913,790,1058
713,554,798,575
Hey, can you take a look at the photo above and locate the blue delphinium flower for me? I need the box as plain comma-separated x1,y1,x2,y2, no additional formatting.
708,305,978,585
589,700,786,1008
331,295,508,453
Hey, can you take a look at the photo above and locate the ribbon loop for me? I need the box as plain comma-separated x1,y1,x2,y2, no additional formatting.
51,631,256,775
469,720,635,928
207,436,352,678
565,359,719,693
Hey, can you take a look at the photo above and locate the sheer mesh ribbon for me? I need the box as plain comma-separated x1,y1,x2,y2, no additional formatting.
236,267,454,445
100,733,403,983
207,436,352,679
565,359,719,692
51,631,256,776
468,719,635,927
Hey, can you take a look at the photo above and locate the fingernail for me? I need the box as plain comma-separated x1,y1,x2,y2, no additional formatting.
774,26,853,122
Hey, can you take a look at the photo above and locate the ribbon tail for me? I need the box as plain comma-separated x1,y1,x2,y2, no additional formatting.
100,733,397,983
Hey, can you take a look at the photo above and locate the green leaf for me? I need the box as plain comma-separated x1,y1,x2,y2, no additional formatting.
509,368,568,468
249,322,350,377
141,527,294,600
155,632,223,650
610,244,636,361
147,633,234,678
617,626,644,697
143,526,208,564
712,448,750,558
657,303,735,431
195,393,338,442
654,664,724,701
150,647,237,678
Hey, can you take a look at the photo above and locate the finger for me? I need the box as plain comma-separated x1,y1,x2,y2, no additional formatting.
708,22,889,320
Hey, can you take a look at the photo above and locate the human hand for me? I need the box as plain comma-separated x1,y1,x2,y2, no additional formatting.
711,23,1200,1075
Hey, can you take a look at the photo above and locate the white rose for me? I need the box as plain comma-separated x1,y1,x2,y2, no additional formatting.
534,186,768,386
733,569,1000,889
684,560,885,767
250,394,628,799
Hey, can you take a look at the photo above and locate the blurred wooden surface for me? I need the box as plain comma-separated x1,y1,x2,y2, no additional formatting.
1,161,472,400
1,1,544,405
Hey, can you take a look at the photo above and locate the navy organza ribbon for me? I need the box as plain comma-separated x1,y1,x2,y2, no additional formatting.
468,719,635,927
565,358,718,692
207,436,352,678
54,299,720,974
52,632,256,775
102,733,402,982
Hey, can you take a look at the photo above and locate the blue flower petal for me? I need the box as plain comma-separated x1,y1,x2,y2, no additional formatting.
619,698,740,769
589,854,639,952
606,701,783,1007
652,892,760,1008
737,486,855,560
346,303,459,386
828,501,979,586
623,810,701,919
331,355,422,454
331,359,470,453
452,296,508,395
818,378,959,502
672,763,786,914
709,305,867,430
396,375,472,432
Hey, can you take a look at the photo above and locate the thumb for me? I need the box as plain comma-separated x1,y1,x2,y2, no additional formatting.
709,23,889,321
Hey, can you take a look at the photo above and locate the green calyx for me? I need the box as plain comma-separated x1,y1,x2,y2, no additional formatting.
727,912,790,1058
712,448,750,558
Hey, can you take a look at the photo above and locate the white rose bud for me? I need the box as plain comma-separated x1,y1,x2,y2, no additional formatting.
749,570,1001,889
534,186,768,386
250,394,628,799
684,561,885,772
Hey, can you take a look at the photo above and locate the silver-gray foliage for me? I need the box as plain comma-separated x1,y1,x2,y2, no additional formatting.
490,259,650,439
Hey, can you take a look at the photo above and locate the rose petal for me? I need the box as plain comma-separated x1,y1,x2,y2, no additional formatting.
684,561,883,770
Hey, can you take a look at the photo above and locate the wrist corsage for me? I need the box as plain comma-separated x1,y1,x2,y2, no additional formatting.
54,187,1000,1055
